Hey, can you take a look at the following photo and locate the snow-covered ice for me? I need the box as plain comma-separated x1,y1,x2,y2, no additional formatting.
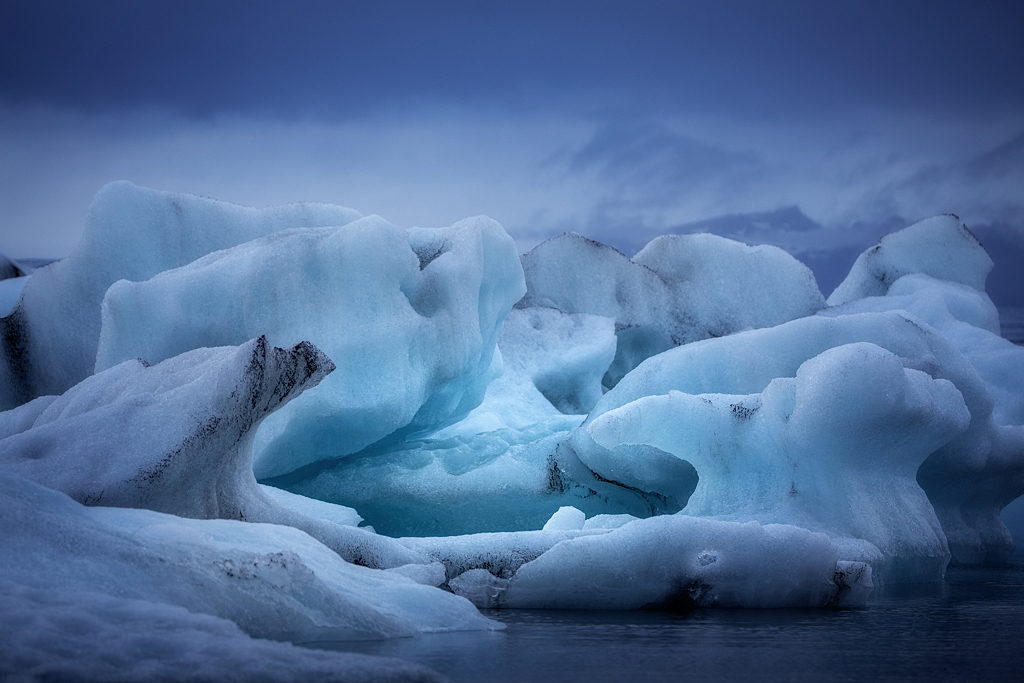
95,214,525,478
0,336,427,569
520,231,825,387
588,342,968,581
0,469,494,643
0,181,361,411
0,581,446,683
2,184,1024,680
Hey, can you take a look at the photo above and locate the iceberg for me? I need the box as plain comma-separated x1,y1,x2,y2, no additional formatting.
0,336,426,569
503,516,872,609
398,515,871,609
827,214,993,306
567,216,1024,574
520,231,825,387
588,342,969,580
2,175,1023,683
0,580,447,683
0,469,493,643
0,182,362,411
95,215,526,478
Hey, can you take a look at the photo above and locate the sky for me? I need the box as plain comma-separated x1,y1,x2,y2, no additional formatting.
1,0,1022,299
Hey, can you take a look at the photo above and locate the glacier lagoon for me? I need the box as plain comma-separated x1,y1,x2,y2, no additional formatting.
328,563,1024,683
1,183,1023,681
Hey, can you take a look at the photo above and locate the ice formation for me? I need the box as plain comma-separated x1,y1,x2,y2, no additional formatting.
565,216,1024,575
588,342,969,580
95,214,525,478
0,181,362,410
503,517,872,609
520,231,825,387
2,183,1024,681
0,336,426,569
827,214,993,306
0,580,448,683
0,469,493,643
399,516,871,609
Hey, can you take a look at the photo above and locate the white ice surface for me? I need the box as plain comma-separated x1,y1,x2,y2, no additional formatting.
588,342,970,581
0,337,428,569
0,470,495,644
822,273,1024,427
521,231,824,386
505,516,871,609
260,484,363,528
542,506,587,531
0,181,362,410
827,214,993,306
572,308,1024,569
0,581,446,683
96,215,525,478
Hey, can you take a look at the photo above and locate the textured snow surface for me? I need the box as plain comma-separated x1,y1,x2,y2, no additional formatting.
520,231,825,386
0,336,427,569
0,581,446,683
95,214,525,478
0,182,362,411
589,342,968,581
504,516,872,609
827,214,993,306
0,471,495,643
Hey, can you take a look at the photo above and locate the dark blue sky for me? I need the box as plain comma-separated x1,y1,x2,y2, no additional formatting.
2,0,1023,299
4,1,1023,118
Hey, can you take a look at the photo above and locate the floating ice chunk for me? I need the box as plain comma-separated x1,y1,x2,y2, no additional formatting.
520,233,671,387
504,516,871,609
0,581,448,683
827,214,993,306
542,506,587,531
588,343,970,581
633,232,825,334
449,569,511,609
260,484,363,528
96,214,525,478
822,273,1024,426
0,337,425,568
399,528,612,582
573,310,1024,566
0,470,494,645
520,232,824,387
0,182,362,410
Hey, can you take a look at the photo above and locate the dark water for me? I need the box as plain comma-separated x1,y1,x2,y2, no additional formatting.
999,307,1024,345
319,563,1024,683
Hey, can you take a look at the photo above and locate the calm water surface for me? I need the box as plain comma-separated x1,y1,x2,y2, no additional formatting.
319,563,1024,682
